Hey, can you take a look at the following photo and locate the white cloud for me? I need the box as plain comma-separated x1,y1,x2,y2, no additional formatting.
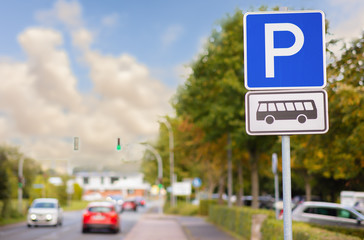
72,28,93,50
102,13,119,27
325,0,364,46
161,24,184,47
35,0,83,29
0,0,174,170
174,64,193,84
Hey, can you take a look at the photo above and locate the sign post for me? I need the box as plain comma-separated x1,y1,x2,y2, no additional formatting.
244,10,327,240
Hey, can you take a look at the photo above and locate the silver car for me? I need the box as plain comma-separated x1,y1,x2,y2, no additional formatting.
27,198,63,227
292,201,364,228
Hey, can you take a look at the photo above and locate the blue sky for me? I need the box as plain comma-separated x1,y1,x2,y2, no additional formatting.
0,0,363,169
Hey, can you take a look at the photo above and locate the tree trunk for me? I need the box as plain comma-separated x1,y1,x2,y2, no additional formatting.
304,172,312,201
250,150,260,209
218,174,225,205
207,180,216,199
236,159,244,206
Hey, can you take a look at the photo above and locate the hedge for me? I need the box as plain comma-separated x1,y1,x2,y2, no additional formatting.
199,199,218,216
208,205,362,240
208,205,274,239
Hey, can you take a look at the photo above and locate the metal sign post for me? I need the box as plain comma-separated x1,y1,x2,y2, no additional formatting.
244,10,327,240
282,136,292,240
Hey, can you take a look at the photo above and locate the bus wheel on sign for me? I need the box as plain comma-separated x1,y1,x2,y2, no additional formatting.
265,116,275,124
297,115,307,123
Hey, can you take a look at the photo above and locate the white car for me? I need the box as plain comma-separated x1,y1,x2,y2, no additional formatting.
292,201,364,228
27,198,63,227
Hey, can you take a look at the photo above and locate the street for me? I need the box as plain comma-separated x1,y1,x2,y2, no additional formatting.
0,204,151,240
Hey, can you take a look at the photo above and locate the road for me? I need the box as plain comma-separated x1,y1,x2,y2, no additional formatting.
0,203,154,240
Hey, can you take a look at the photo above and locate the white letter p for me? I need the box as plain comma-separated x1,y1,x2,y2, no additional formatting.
265,23,304,78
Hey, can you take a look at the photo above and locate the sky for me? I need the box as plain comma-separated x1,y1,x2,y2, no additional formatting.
0,0,363,171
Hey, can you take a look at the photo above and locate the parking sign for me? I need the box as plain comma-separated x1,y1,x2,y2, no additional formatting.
244,11,326,90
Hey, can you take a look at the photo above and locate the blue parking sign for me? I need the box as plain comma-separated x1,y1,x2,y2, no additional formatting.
244,11,326,90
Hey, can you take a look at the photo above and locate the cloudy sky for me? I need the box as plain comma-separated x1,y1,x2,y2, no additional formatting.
0,0,363,171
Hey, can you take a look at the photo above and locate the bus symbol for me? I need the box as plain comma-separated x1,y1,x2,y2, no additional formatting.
256,100,317,124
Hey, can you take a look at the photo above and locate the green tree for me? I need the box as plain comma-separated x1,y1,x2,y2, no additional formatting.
174,9,277,208
0,150,11,218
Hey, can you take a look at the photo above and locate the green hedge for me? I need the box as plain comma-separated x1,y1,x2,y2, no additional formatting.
164,201,199,216
208,205,274,239
199,199,217,216
261,218,362,240
208,205,362,240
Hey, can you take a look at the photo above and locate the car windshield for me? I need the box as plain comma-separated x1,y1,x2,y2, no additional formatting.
88,206,112,213
33,202,56,208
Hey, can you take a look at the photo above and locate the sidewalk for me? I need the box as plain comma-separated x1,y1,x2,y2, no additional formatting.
123,214,188,240
123,213,237,240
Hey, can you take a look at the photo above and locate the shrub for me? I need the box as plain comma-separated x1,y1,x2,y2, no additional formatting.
199,199,217,216
209,205,361,240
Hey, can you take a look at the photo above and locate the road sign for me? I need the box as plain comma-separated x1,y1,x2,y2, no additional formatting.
173,182,192,196
244,11,326,90
245,90,328,135
192,177,202,188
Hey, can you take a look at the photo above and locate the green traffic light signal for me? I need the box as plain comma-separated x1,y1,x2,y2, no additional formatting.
117,138,121,151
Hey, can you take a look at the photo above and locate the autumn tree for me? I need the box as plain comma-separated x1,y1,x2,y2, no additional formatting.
173,9,277,208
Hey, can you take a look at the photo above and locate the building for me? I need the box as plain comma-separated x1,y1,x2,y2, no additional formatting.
75,171,151,200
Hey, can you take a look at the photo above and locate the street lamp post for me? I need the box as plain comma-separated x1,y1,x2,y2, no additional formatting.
143,144,163,215
160,119,175,207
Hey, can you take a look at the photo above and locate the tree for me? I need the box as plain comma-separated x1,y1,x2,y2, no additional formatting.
0,150,11,218
174,9,277,208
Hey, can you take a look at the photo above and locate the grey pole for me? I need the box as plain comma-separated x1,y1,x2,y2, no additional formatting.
160,119,175,207
282,136,292,240
272,153,279,219
144,144,164,214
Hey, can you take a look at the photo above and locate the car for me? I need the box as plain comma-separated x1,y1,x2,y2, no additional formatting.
121,199,137,212
106,195,124,212
292,201,364,228
27,198,63,228
82,201,120,233
242,195,275,209
135,197,146,207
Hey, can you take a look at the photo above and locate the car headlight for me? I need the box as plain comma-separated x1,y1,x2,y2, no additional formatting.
30,214,37,220
46,214,53,221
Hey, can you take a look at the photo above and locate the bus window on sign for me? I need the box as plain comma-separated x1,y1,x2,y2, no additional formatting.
256,100,317,124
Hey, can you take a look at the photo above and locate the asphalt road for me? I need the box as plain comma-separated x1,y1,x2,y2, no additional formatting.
0,204,152,240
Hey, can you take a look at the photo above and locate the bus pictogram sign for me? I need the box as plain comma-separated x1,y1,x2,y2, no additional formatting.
245,90,328,135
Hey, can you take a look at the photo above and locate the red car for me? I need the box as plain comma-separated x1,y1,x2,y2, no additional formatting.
82,202,120,233
122,199,137,212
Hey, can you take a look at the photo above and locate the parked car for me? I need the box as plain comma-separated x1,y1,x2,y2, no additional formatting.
82,201,120,233
27,198,63,227
292,201,364,228
121,199,137,212
106,195,124,212
242,195,275,209
135,197,146,207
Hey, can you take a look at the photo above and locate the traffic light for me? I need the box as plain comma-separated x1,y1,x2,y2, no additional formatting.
116,138,121,151
73,137,79,151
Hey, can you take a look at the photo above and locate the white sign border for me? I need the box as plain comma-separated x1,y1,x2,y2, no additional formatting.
243,10,327,90
245,89,329,135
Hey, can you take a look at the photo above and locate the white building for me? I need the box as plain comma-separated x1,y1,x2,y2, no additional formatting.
75,171,150,200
